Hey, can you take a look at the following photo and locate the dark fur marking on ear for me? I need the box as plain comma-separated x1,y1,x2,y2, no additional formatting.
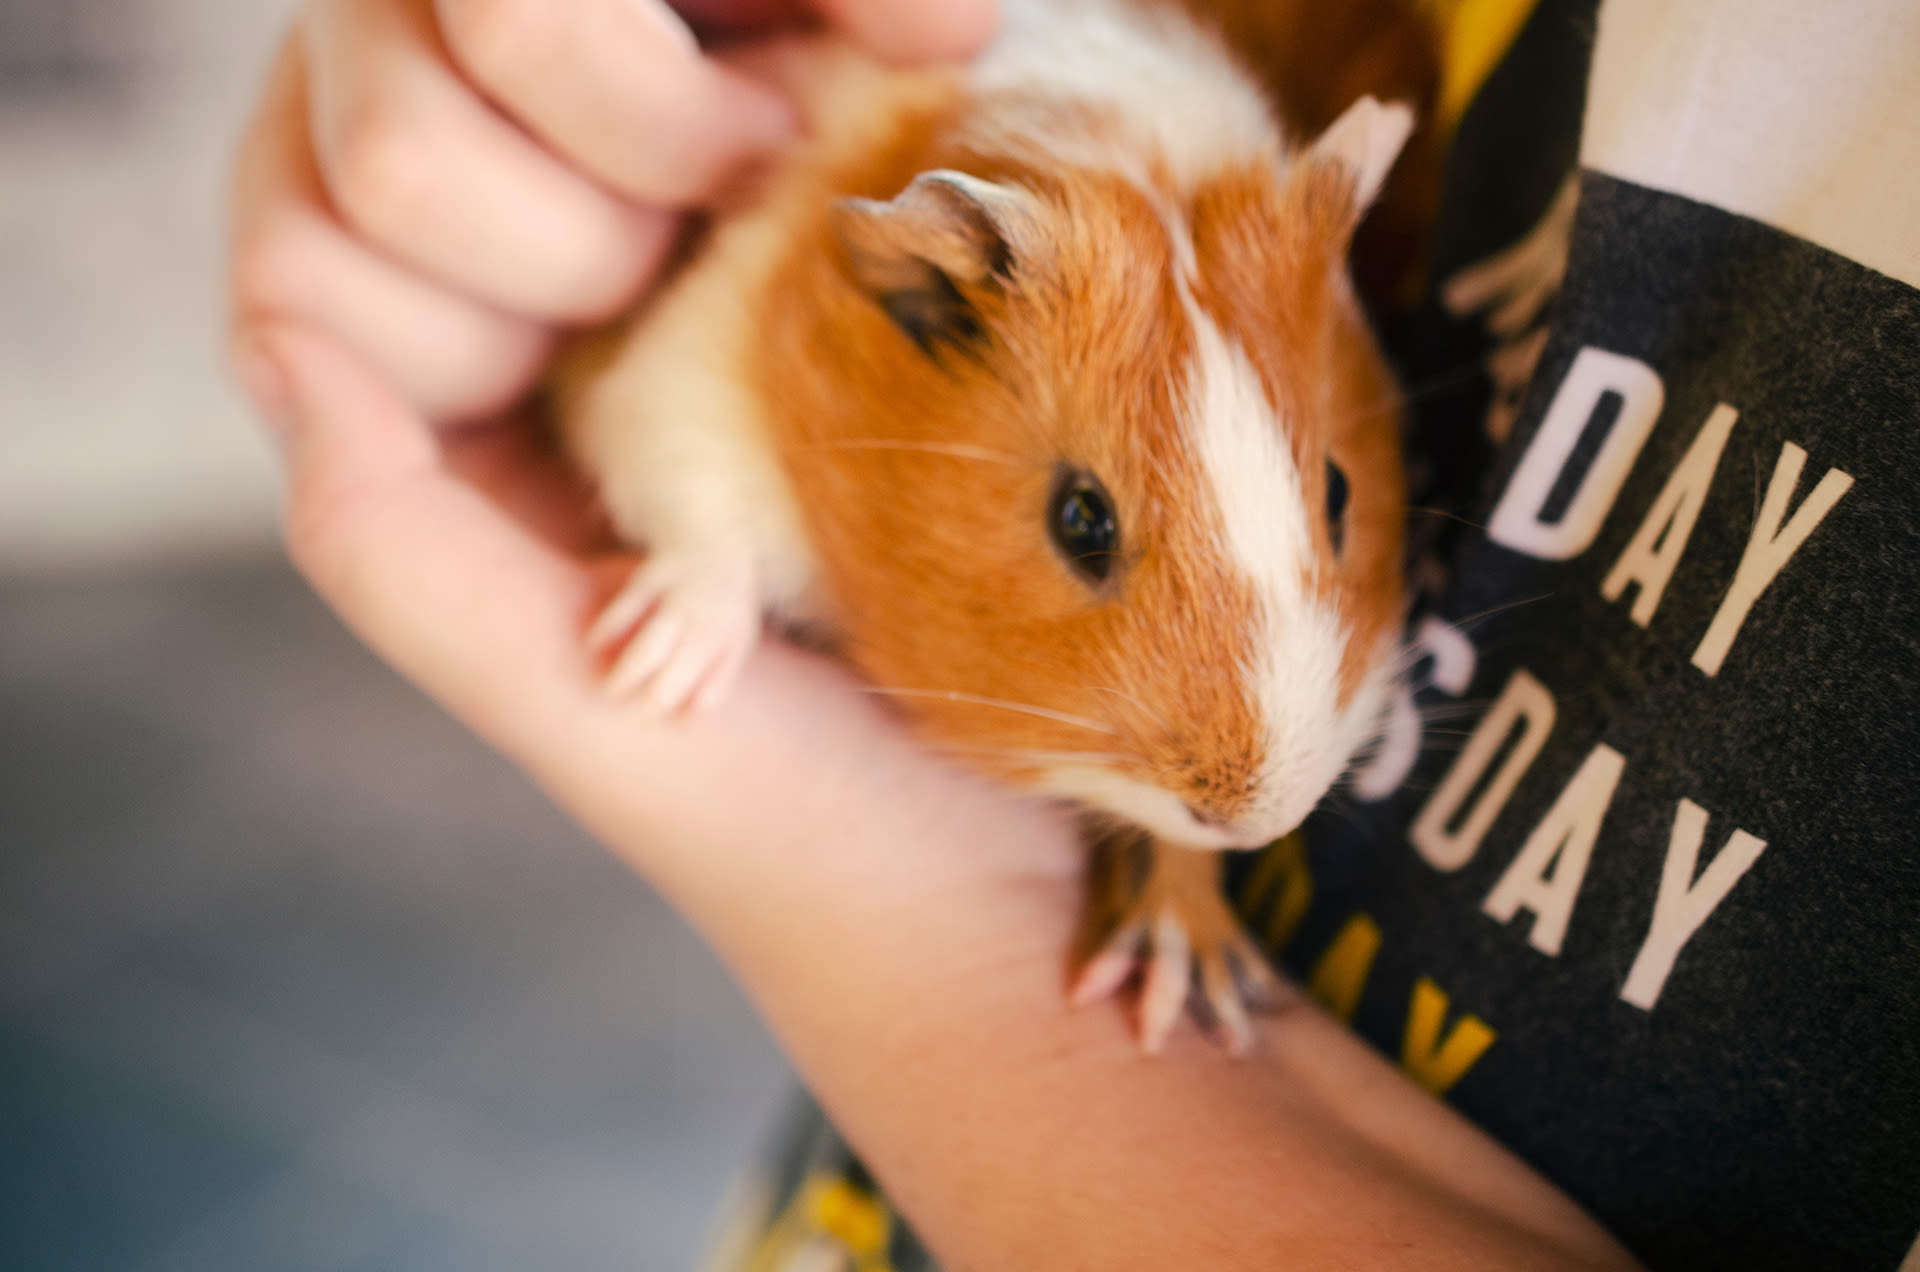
877,271,988,360
833,170,1035,365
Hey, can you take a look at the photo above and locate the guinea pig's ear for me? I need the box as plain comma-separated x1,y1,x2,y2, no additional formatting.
1295,95,1416,238
833,170,1039,357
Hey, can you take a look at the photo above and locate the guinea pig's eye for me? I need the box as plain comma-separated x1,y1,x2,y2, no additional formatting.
1048,468,1119,584
1325,460,1349,556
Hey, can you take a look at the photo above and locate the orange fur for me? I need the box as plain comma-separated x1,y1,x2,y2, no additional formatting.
1166,0,1445,313
558,2,1436,842
550,5,1442,1050
757,106,1276,825
747,56,1415,827
1188,161,1408,702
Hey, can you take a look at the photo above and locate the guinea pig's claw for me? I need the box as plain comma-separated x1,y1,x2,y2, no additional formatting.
1141,912,1195,1054
1072,837,1290,1057
591,550,761,717
1070,922,1145,1009
1198,951,1254,1057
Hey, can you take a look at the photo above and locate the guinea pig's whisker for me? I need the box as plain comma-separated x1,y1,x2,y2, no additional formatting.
1342,718,1398,772
1414,700,1492,725
1396,732,1480,763
1315,791,1371,836
1445,592,1555,634
1086,685,1171,735
860,687,1120,736
1340,361,1491,428
1382,594,1554,680
1387,643,1448,679
934,743,1134,766
1401,361,1492,402
1344,729,1388,763
785,440,1025,466
1407,505,1488,531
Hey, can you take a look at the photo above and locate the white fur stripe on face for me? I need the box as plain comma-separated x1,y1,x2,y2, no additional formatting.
965,0,1399,841
1182,299,1364,841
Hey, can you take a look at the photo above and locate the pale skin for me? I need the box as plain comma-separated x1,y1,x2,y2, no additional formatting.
225,2,1643,1266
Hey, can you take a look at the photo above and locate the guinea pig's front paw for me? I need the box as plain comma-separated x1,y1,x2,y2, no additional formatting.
1071,831,1295,1057
589,546,763,717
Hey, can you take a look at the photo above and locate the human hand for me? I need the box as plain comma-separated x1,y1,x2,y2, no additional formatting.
222,0,1006,845
228,0,995,422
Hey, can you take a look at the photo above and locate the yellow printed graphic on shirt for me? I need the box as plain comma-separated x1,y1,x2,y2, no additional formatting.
1422,0,1543,141
1234,841,1501,1099
744,1172,900,1272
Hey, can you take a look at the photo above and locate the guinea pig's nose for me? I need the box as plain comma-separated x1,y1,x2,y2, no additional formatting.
1184,802,1228,830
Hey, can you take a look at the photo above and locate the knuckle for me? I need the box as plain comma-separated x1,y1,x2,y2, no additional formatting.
438,0,552,90
326,94,435,237
558,219,663,322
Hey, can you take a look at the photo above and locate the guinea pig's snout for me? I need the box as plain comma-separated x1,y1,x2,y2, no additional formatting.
1171,757,1270,847
1182,802,1228,831
1183,785,1306,850
1181,799,1273,850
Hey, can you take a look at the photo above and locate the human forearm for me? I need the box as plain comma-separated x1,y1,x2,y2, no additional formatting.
523,645,1640,1272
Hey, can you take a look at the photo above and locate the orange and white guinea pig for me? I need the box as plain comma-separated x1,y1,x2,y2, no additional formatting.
557,0,1438,1054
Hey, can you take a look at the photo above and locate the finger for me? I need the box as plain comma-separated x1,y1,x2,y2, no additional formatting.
302,0,673,324
230,36,550,422
806,0,998,63
434,0,795,207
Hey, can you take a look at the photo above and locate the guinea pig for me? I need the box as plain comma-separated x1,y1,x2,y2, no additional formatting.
555,0,1432,1053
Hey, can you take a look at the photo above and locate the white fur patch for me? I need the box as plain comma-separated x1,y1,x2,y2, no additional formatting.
564,203,818,616
1182,301,1381,842
969,0,1283,197
560,41,957,623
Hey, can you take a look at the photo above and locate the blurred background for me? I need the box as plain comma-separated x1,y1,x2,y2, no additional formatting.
0,3,793,1268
